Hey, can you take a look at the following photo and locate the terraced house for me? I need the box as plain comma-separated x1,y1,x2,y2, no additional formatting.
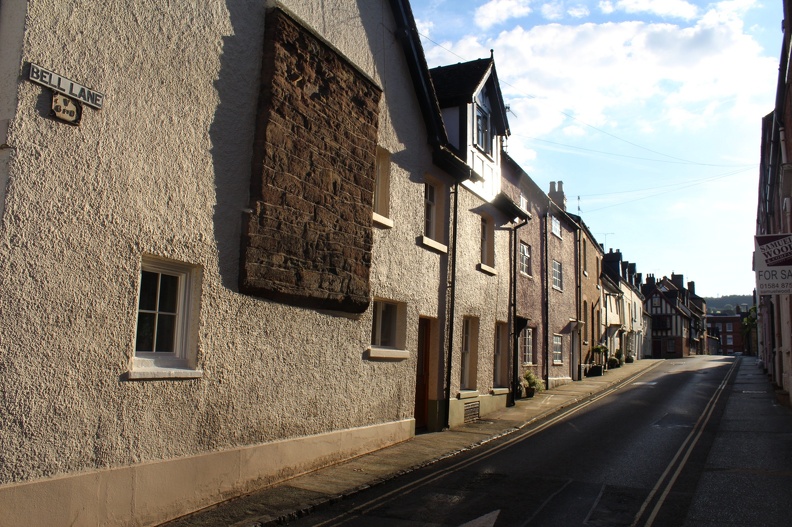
0,1,656,524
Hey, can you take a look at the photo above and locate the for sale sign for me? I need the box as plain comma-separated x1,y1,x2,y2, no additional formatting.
755,234,792,294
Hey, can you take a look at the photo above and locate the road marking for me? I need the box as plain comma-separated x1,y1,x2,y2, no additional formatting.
632,382,657,386
458,509,499,527
632,357,740,527
312,365,662,526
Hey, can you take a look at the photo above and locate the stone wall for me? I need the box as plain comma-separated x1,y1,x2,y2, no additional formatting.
240,8,382,313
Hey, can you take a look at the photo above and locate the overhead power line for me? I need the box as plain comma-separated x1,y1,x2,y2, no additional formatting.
417,32,755,170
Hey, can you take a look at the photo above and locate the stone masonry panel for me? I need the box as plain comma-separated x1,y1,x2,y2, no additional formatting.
240,8,381,313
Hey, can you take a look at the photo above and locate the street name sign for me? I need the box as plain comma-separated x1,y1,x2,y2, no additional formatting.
28,63,104,109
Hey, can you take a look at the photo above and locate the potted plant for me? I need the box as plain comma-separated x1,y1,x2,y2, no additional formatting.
587,345,608,376
522,370,545,398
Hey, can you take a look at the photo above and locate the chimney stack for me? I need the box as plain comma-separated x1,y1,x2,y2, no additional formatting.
548,180,567,211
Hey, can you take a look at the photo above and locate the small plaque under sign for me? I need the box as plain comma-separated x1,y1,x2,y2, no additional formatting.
51,93,82,125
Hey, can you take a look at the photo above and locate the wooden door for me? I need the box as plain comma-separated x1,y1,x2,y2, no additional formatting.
414,318,431,431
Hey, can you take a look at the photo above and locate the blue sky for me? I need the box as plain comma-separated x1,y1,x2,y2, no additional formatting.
410,0,780,298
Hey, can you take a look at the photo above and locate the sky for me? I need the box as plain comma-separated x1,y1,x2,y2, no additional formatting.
409,0,780,298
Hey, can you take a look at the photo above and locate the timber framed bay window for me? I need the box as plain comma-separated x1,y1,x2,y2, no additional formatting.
130,257,202,379
368,299,408,359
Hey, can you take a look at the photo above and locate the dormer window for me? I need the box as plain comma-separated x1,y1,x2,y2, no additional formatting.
476,105,491,155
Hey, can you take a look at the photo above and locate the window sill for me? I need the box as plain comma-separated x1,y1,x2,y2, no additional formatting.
491,387,509,395
552,285,563,292
127,356,202,380
457,390,480,399
420,235,448,254
520,271,533,278
372,212,394,229
477,263,497,276
127,365,203,380
553,361,563,365
366,346,409,361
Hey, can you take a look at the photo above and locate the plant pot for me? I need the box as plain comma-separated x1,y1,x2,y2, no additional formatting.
586,365,603,377
525,387,536,398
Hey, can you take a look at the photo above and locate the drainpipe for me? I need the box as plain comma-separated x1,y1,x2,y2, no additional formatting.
544,208,550,389
443,181,460,429
575,224,582,381
509,216,528,406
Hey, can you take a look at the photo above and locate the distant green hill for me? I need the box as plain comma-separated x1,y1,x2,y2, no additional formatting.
703,295,754,315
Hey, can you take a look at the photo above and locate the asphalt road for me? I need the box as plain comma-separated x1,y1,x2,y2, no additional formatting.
284,356,792,527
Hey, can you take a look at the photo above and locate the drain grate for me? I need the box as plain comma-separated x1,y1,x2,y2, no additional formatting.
464,401,480,423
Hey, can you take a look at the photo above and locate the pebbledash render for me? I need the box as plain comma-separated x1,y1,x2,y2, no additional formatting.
0,1,508,525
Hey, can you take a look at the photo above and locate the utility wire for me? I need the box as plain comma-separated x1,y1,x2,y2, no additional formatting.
518,135,758,168
417,32,755,169
582,167,753,213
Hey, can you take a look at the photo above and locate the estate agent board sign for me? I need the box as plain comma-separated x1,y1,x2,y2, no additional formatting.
755,234,792,294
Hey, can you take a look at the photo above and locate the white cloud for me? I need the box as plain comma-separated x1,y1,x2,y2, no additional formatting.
567,5,590,18
541,2,565,21
432,5,775,141
614,0,699,20
415,18,434,38
598,1,615,15
475,0,533,29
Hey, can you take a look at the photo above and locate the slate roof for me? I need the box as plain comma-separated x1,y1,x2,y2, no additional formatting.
429,56,510,135
428,58,492,107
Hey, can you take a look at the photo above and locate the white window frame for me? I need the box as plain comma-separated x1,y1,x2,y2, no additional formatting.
553,334,563,364
726,322,733,332
552,260,563,290
372,147,392,228
551,215,561,238
368,299,409,360
129,257,202,380
519,242,531,276
520,327,534,365
475,104,491,155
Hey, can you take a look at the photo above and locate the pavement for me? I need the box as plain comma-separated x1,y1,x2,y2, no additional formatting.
161,359,664,527
681,355,792,527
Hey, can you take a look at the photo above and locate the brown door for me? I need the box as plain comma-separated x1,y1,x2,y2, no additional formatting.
652,339,661,359
414,318,431,431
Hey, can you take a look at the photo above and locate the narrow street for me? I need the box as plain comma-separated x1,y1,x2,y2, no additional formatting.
283,356,792,527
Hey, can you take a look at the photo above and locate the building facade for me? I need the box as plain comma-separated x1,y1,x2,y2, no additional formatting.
0,1,501,524
756,0,792,403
